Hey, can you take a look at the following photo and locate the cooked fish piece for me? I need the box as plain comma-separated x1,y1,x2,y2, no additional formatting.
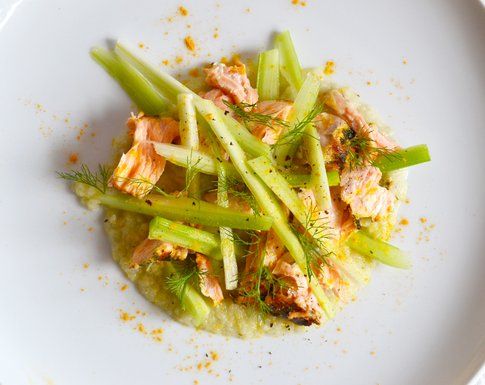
200,88,234,113
131,238,188,267
196,253,224,305
340,165,396,220
324,90,398,150
251,100,292,145
111,114,179,198
313,112,348,147
204,62,258,105
268,258,323,325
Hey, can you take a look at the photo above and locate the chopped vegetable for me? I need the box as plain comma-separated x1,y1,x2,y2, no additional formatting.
91,47,171,115
347,230,411,269
257,49,280,100
274,31,303,97
273,73,321,165
178,94,201,198
374,144,431,173
149,217,222,260
165,262,210,326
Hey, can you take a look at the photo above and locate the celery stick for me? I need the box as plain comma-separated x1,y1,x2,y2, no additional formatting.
115,41,269,158
223,114,271,158
374,144,431,173
152,142,238,177
257,49,280,101
153,142,335,186
274,73,320,165
195,98,334,317
248,156,309,227
96,189,272,231
115,41,194,104
347,231,411,269
91,47,171,115
165,263,210,326
304,125,332,211
217,164,238,290
149,217,222,260
274,31,303,97
178,94,201,198
284,170,340,188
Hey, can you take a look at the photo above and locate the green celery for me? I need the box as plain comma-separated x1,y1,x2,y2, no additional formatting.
257,49,280,100
248,156,309,226
152,142,238,177
274,73,320,165
95,189,272,231
153,142,335,187
165,263,210,326
149,217,222,260
304,124,332,211
115,41,269,158
374,144,431,173
217,164,238,290
274,31,303,97
195,98,334,317
115,40,194,104
347,231,411,269
178,94,201,198
90,47,171,115
284,170,340,188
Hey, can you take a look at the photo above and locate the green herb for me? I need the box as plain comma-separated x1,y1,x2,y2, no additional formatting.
57,164,111,193
291,204,333,281
111,175,170,196
271,104,322,150
165,259,206,305
223,100,289,130
183,149,203,195
340,127,402,169
213,173,260,215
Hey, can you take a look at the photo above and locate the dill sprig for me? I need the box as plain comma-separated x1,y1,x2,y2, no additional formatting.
57,164,111,193
339,126,402,170
238,234,288,315
271,104,323,149
213,173,260,214
111,175,170,196
183,149,202,194
223,100,289,130
165,259,205,306
292,204,333,281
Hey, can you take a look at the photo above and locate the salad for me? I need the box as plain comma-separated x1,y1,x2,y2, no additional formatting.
60,31,430,337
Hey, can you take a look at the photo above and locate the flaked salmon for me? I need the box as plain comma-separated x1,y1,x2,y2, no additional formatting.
268,258,323,325
111,114,179,198
200,88,234,113
196,253,224,305
204,62,258,105
340,165,396,220
323,90,398,150
131,238,188,267
251,100,292,145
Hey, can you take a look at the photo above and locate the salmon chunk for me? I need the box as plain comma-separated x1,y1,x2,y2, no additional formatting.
111,114,179,198
324,90,398,150
340,165,396,220
313,112,348,147
251,100,292,145
204,62,258,105
131,238,188,267
196,254,224,305
200,88,234,113
268,259,323,325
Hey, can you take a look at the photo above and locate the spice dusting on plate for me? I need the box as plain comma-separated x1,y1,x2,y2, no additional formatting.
184,36,196,51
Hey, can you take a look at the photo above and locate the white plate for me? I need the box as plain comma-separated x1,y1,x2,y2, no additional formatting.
1,0,484,384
